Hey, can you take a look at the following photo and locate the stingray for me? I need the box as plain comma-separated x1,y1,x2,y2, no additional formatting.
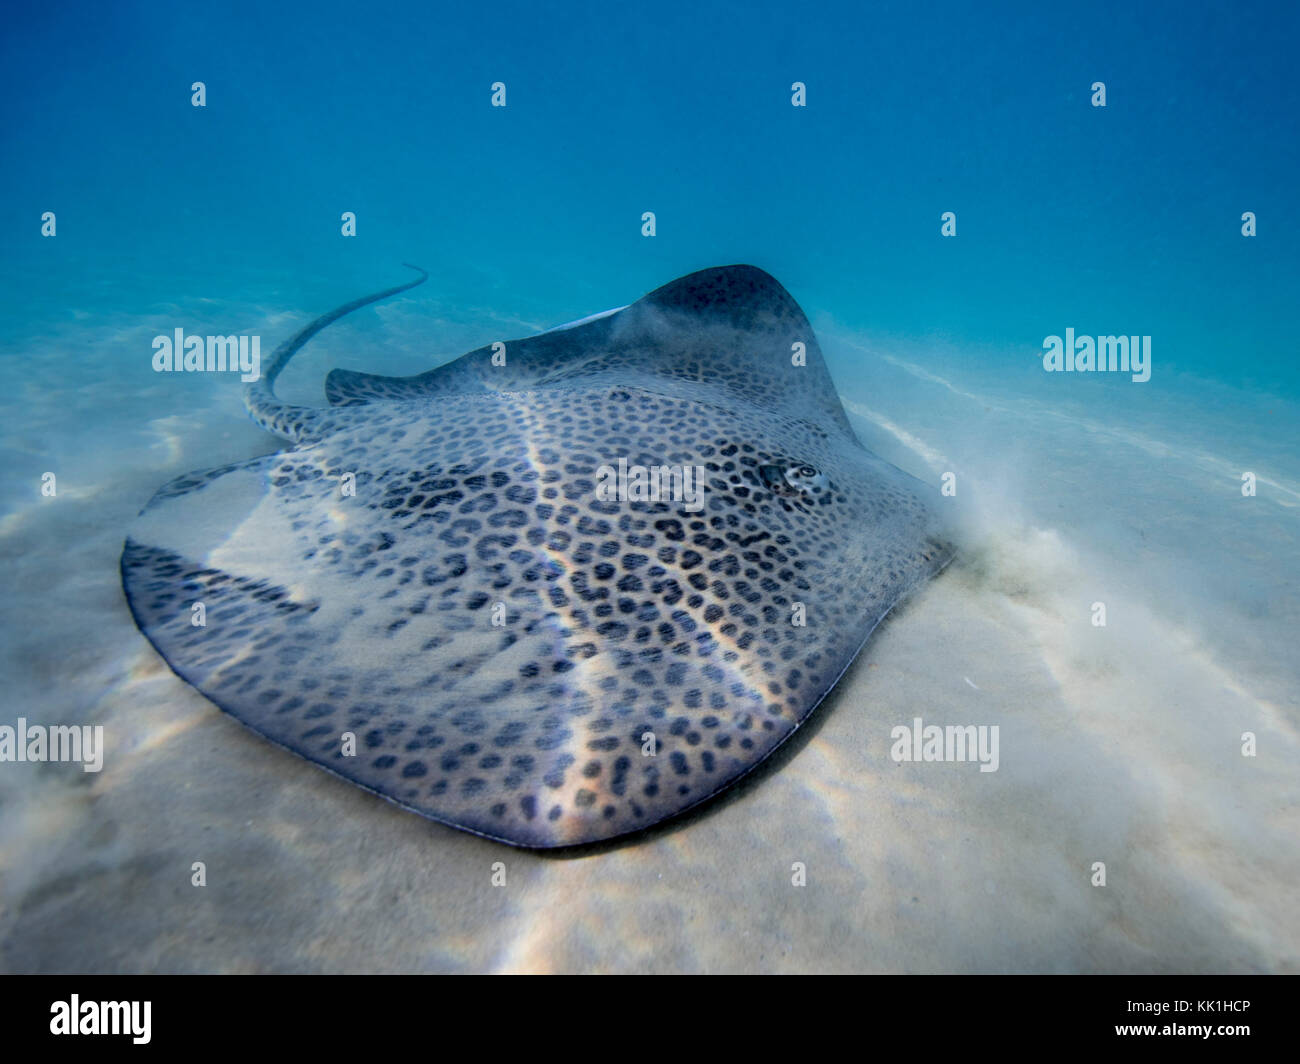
122,265,952,848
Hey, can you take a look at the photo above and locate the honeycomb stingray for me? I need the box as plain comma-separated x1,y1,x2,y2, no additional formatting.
122,265,953,848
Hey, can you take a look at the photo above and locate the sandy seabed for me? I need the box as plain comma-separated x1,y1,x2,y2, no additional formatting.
1,305,1296,973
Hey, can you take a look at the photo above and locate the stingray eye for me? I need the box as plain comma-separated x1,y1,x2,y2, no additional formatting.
759,461,830,498
783,463,830,495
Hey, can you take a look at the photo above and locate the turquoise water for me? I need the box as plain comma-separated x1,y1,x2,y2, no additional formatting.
1,1,1296,972
3,0,1297,388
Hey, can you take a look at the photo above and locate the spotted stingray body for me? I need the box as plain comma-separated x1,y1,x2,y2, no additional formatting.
122,265,951,847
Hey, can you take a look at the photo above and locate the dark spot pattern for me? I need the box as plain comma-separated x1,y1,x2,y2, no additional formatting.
121,265,952,849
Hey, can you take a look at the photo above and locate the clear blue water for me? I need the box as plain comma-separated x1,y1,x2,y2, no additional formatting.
1,1,1296,972
3,0,1297,389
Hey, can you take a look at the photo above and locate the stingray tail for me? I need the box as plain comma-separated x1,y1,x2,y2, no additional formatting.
243,264,428,441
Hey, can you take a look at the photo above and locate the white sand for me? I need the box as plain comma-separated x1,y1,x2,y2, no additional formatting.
1,306,1296,972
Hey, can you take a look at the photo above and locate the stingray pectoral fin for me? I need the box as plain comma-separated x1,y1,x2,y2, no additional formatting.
121,406,950,848
125,265,954,848
121,451,327,682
